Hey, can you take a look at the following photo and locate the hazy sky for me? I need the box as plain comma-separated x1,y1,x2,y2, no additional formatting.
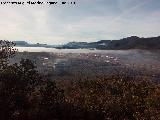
0,0,160,44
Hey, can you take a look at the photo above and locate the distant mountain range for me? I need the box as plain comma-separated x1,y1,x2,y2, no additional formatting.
13,41,58,48
13,36,160,50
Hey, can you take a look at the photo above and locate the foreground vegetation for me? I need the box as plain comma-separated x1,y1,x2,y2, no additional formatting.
0,40,160,120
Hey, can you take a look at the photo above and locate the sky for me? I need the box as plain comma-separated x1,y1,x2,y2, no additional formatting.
0,0,160,44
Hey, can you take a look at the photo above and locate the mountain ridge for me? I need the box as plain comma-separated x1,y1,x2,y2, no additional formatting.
13,36,160,50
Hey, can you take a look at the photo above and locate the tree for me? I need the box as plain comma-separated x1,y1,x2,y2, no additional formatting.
0,58,42,120
0,40,17,68
0,40,65,120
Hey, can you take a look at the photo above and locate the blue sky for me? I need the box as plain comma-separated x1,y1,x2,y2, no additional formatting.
0,0,160,44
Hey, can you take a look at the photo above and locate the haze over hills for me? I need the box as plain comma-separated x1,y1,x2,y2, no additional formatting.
13,36,160,50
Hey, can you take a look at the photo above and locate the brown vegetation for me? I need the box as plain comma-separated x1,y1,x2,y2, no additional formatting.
0,40,160,120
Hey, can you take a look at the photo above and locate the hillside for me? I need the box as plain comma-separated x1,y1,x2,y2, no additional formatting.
96,36,160,50
13,36,160,50
61,36,160,50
